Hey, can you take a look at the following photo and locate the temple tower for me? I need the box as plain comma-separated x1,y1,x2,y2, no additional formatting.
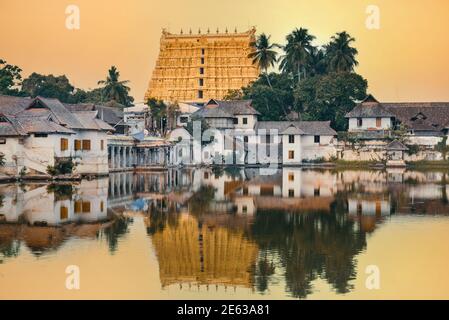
145,27,260,104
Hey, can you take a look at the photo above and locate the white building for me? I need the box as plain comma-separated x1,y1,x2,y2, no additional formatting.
181,99,337,165
0,95,114,176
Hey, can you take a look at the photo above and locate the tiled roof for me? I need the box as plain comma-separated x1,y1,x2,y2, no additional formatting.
193,99,260,119
383,103,449,131
64,103,124,126
0,95,115,136
345,102,395,118
386,140,408,151
72,111,115,131
256,121,337,136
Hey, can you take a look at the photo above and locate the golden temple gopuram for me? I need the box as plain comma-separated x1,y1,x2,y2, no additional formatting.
144,27,260,104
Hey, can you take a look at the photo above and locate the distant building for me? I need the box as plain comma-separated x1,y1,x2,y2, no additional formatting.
345,94,449,146
175,99,337,165
145,27,260,104
0,95,114,176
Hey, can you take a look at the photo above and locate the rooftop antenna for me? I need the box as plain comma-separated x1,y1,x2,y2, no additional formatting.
180,28,183,34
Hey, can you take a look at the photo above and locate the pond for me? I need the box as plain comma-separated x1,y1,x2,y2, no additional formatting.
1,167,449,299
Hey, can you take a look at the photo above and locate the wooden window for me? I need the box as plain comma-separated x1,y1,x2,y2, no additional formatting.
288,173,294,181
100,140,104,151
60,206,68,220
288,150,295,159
204,172,209,179
100,201,104,212
60,138,68,151
243,117,248,125
0,138,6,144
82,140,91,151
376,117,382,127
289,135,295,143
82,201,91,213
357,118,363,127
244,136,248,143
314,188,320,197
314,135,320,144
74,201,82,213
242,205,248,213
233,118,238,124
288,189,295,198
74,140,81,151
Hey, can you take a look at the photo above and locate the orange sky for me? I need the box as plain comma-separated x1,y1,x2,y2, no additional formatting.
1,0,448,103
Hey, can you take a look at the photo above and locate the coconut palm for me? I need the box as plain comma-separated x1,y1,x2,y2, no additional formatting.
325,32,359,72
98,66,134,107
306,47,327,77
248,33,279,88
280,28,316,84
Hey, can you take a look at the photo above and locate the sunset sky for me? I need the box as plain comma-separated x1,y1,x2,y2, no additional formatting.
1,0,448,103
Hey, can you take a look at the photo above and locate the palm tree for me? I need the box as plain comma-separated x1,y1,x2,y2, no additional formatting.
306,47,327,77
280,28,316,84
98,66,134,107
325,32,359,72
248,33,279,88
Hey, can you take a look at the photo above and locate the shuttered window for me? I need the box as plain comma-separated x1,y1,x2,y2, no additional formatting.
60,206,68,220
82,140,91,151
60,138,68,151
74,140,81,151
101,140,104,151
82,201,91,213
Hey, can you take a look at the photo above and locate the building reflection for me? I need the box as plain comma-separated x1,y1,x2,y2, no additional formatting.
2,167,449,298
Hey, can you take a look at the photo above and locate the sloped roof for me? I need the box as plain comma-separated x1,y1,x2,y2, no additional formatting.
27,97,85,129
206,99,260,115
15,117,75,134
193,99,260,119
0,115,27,136
72,111,115,131
192,105,234,118
383,103,449,131
256,121,337,136
386,140,408,151
0,95,32,115
345,95,395,118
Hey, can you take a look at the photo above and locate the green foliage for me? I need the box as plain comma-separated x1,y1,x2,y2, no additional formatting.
248,33,279,87
296,72,367,131
21,73,75,102
47,158,75,176
0,59,23,95
97,66,134,107
279,28,315,84
146,98,179,134
325,32,359,72
241,73,297,121
406,144,420,156
47,184,73,200
435,136,449,160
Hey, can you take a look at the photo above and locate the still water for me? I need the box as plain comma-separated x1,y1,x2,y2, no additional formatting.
1,167,449,299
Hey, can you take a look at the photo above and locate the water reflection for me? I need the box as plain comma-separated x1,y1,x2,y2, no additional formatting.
1,167,449,298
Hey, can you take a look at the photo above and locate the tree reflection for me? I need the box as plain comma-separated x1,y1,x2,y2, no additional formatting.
251,195,367,298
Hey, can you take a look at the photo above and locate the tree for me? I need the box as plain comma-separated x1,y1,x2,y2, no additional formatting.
241,73,297,121
0,59,23,95
295,72,367,130
248,33,279,88
70,87,104,104
435,136,449,161
98,66,134,107
280,28,316,84
21,73,75,102
325,32,359,72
